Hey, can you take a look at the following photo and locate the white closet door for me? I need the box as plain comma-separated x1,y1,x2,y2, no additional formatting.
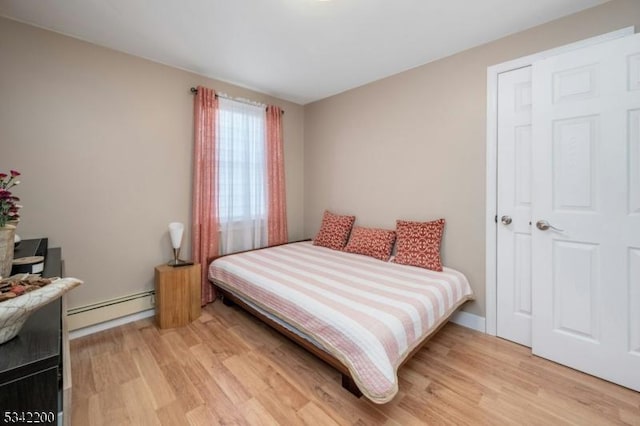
496,66,533,347
531,33,640,391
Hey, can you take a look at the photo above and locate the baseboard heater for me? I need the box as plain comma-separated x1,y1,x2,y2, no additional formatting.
66,290,155,331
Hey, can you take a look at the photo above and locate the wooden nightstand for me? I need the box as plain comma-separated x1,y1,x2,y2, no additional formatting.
154,263,201,329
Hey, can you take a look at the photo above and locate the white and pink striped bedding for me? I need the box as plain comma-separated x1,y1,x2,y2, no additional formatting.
208,241,473,403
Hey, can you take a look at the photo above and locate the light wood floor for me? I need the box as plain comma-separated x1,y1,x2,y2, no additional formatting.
71,302,640,425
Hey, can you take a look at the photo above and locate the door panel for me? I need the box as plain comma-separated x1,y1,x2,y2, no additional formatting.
629,248,640,356
496,66,533,347
515,126,532,205
532,33,640,392
513,234,532,317
630,110,640,214
552,240,599,341
552,116,598,211
628,53,640,90
552,64,598,103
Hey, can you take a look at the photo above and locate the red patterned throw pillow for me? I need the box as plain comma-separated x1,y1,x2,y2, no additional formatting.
343,227,396,261
393,219,445,271
313,210,356,250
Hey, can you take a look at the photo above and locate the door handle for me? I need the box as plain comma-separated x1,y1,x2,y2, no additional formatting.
501,215,512,225
536,220,564,232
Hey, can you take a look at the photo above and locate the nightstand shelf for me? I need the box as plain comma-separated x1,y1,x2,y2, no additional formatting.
154,263,201,329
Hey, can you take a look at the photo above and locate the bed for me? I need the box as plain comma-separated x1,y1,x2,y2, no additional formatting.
208,241,473,403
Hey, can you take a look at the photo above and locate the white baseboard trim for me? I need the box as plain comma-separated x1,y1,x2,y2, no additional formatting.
449,311,486,333
69,309,155,340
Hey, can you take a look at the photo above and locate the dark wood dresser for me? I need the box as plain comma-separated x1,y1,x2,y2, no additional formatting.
0,248,69,425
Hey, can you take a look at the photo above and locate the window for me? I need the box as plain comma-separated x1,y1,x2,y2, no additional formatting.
217,98,267,224
193,86,287,270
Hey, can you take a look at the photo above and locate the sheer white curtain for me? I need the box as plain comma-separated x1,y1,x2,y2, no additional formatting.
217,97,268,254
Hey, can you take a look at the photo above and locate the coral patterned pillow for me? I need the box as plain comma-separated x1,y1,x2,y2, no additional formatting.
343,227,397,261
313,210,356,250
393,219,445,271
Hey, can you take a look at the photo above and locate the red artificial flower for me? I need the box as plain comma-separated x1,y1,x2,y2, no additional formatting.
0,173,6,179
10,170,20,177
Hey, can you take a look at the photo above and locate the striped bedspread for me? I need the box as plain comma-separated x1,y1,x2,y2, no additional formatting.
208,241,473,403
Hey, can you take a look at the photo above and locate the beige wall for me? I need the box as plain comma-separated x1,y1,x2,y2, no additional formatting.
0,17,305,310
2,0,638,318
303,0,640,317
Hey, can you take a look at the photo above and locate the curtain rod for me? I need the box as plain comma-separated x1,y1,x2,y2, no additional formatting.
190,87,284,114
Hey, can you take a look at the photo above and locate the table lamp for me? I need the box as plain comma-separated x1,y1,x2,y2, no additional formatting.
168,222,193,267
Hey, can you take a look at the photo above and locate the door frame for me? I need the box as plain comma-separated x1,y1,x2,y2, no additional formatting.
484,26,634,336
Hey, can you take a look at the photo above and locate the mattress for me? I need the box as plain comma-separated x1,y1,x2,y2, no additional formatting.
209,241,473,403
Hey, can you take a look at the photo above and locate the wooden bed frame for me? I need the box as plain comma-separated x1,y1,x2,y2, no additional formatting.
208,241,468,399
215,285,363,396
212,283,460,398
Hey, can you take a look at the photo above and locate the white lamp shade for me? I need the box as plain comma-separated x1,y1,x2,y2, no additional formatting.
168,222,184,249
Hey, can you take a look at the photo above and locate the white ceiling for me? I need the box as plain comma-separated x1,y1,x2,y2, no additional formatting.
0,0,609,104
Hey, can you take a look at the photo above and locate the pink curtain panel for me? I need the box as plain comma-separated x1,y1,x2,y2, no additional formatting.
192,86,219,304
266,105,288,246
